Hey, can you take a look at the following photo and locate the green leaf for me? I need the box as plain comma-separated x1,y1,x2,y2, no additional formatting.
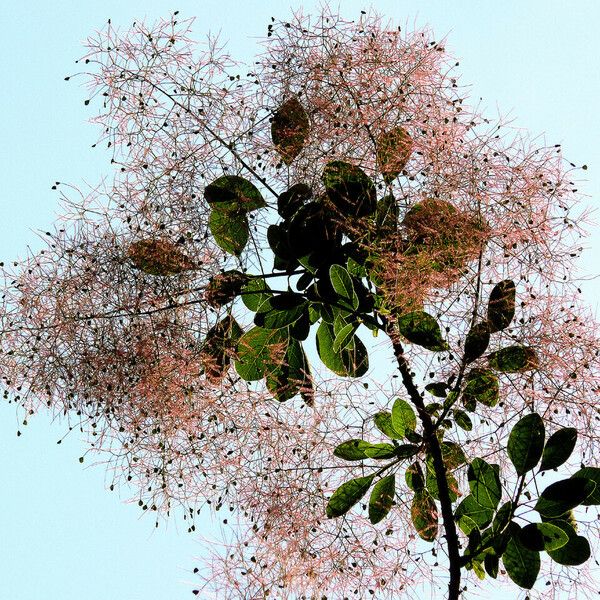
326,475,375,518
204,175,265,212
492,501,513,533
316,321,368,377
333,439,371,461
234,327,288,381
425,468,459,503
271,97,310,165
453,409,473,431
468,458,501,510
369,475,396,524
520,522,569,552
322,160,376,217
488,345,538,373
484,553,499,579
462,368,499,409
507,413,545,475
572,467,600,505
209,209,249,256
405,462,425,492
425,382,448,398
540,428,577,471
265,338,312,402
241,278,271,312
255,294,306,329
534,478,596,518
376,126,413,182
391,398,416,437
373,411,403,439
503,533,540,590
329,264,359,310
397,311,448,351
455,495,494,534
363,443,397,460
546,519,591,566
411,490,438,541
332,322,357,353
487,280,516,332
464,321,491,363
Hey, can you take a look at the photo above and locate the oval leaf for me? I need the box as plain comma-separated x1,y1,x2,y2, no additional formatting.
271,97,310,165
411,490,438,541
376,126,413,182
397,311,448,352
487,280,516,332
468,458,501,510
369,475,396,524
546,519,591,566
488,345,538,373
462,368,499,409
373,411,402,439
571,467,600,505
391,398,416,438
208,209,249,256
204,175,265,212
540,428,577,471
323,160,376,217
333,439,370,461
534,478,596,518
503,534,540,590
520,522,569,552
234,327,288,381
326,475,375,519
507,413,545,475
464,321,491,363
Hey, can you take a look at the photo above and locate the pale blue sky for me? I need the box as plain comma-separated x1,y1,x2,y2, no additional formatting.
1,2,599,599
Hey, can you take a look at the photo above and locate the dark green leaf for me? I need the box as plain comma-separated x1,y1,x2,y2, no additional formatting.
468,458,501,510
254,299,306,329
492,501,513,533
369,475,396,524
234,327,288,381
376,126,413,182
394,444,420,459
488,345,538,373
265,338,312,402
277,183,312,219
411,490,438,541
453,409,473,431
534,478,596,518
503,533,540,589
520,522,569,552
316,321,369,377
484,553,499,579
323,160,376,217
208,209,249,256
271,97,310,165
391,398,416,437
546,519,591,566
425,382,448,398
572,467,600,505
397,311,448,351
289,309,310,341
373,411,402,439
464,321,491,363
507,413,545,475
326,475,375,518
540,428,578,471
426,468,459,502
487,280,516,332
375,194,398,234
462,368,499,409
204,175,265,212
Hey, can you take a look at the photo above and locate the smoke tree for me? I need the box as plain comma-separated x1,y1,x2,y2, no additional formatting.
1,8,599,599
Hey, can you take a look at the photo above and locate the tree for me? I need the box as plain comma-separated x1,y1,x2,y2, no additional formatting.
1,7,599,599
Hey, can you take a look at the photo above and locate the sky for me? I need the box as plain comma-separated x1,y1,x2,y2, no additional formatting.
0,1,599,599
